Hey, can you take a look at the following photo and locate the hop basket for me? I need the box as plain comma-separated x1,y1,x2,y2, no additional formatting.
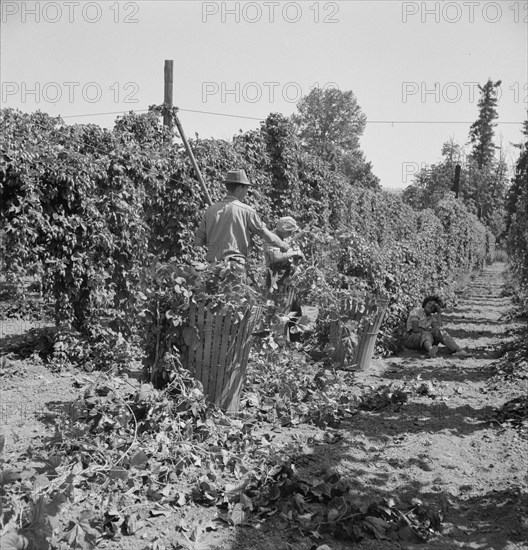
184,300,262,413
327,294,388,371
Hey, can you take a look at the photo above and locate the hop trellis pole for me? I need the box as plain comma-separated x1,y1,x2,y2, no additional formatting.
163,59,212,206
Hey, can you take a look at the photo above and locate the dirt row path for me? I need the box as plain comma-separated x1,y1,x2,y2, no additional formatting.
329,262,527,549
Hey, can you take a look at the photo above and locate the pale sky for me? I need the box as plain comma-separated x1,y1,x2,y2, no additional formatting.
1,0,527,189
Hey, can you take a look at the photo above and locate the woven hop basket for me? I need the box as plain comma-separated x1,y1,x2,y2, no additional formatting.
327,293,388,370
183,300,262,413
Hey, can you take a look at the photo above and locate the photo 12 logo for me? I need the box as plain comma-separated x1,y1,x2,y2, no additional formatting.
201,1,340,23
402,82,528,104
401,1,527,23
1,1,140,23
202,81,339,104
402,162,428,184
0,319,49,339
1,81,140,105
0,401,39,423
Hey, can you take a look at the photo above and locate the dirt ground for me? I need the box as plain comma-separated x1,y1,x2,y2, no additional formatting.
1,262,527,550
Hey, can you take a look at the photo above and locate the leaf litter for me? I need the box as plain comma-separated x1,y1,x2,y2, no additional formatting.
1,265,527,549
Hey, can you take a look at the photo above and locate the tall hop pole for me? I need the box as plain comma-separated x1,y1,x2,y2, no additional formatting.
164,60,213,206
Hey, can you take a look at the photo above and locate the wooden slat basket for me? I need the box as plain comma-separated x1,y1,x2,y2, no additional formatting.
328,294,389,371
184,301,262,413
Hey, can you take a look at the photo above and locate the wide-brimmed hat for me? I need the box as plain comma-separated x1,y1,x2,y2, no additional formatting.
276,216,299,233
223,169,251,186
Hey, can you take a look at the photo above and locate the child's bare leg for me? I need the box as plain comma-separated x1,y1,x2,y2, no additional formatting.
433,328,461,353
422,335,438,358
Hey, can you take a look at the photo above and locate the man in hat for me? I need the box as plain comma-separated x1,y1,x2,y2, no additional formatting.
195,169,290,267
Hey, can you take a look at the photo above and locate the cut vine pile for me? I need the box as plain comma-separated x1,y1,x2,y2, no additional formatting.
0,358,445,549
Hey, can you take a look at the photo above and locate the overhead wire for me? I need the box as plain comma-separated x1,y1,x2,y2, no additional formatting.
1,104,525,187
54,106,524,125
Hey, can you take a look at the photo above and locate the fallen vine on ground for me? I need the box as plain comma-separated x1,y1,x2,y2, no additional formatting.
0,348,447,549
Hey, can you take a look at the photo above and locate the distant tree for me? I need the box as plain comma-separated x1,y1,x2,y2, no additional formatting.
464,158,508,238
292,88,378,188
340,150,380,190
464,79,508,236
402,139,463,210
462,79,508,237
402,137,508,238
468,79,501,169
292,88,366,159
441,138,463,163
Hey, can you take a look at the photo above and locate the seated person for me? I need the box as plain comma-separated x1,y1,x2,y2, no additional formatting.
404,295,471,358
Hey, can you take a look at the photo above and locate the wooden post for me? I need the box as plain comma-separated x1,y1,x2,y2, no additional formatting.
163,60,173,128
452,164,461,198
163,59,212,206
174,113,213,206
